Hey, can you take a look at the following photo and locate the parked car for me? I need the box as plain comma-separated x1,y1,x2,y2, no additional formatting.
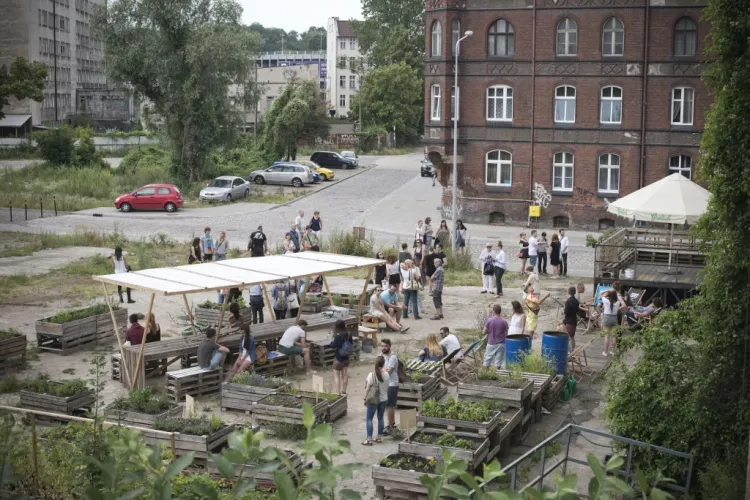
199,176,250,202
297,160,335,181
310,151,356,169
421,160,434,177
249,162,314,187
340,151,359,167
115,184,183,213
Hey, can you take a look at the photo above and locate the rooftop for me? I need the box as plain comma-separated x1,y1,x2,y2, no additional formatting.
336,19,355,38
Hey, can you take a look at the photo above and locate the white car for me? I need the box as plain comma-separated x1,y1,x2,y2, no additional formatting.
199,176,250,202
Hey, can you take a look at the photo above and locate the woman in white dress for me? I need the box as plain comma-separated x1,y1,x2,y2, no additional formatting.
111,246,134,303
479,243,495,294
508,300,526,336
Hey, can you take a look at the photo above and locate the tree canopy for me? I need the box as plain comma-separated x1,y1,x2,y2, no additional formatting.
247,23,326,52
0,56,47,120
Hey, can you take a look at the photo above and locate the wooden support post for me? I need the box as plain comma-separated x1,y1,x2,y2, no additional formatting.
30,413,39,496
132,292,156,390
296,275,310,322
322,273,333,299
215,299,227,342
262,284,276,323
183,294,198,336
356,265,372,317
102,282,132,388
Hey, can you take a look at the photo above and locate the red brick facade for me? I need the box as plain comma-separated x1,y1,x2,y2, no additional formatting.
422,0,709,230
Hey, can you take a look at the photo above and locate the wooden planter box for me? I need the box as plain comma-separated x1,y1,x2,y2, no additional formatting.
208,450,306,490
542,374,567,410
221,380,292,414
372,453,446,499
140,423,235,460
35,308,127,355
495,370,552,422
301,297,330,313
95,309,128,344
251,394,327,425
0,333,27,376
397,375,446,409
309,338,362,367
416,410,503,438
399,429,490,468
457,379,534,412
194,305,251,326
488,408,524,461
105,404,183,428
294,391,348,423
19,384,95,415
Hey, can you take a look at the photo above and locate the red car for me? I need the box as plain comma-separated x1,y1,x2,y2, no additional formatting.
114,184,183,213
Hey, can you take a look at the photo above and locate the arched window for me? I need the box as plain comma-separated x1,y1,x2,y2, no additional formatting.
674,17,697,56
485,150,512,186
554,85,576,123
600,86,623,124
488,19,515,57
669,155,692,179
431,21,442,57
556,18,578,56
486,85,513,121
602,17,624,56
430,85,441,121
451,19,460,55
671,87,694,125
598,153,620,194
553,152,574,192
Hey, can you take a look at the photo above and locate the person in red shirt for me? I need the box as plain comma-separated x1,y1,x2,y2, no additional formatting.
125,314,144,345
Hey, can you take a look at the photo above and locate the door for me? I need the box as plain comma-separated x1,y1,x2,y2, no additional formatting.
133,187,156,209
155,187,172,209
231,178,245,197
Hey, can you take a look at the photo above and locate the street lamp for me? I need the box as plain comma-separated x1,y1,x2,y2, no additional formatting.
452,30,473,240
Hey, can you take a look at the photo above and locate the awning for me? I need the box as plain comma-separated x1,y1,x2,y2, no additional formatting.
284,251,383,269
0,114,32,128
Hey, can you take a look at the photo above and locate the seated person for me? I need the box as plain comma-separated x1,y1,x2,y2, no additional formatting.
380,284,405,324
278,320,312,375
439,327,461,359
197,328,230,370
419,333,445,362
145,312,161,343
225,325,256,381
368,286,408,333
575,283,593,319
626,297,663,327
125,313,144,346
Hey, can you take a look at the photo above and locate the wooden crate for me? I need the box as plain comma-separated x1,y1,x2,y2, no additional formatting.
301,297,330,313
35,314,98,355
496,370,552,422
251,394,327,425
166,367,223,402
372,453,446,499
140,423,235,460
397,375,445,409
293,391,348,423
254,351,291,377
207,450,306,489
542,375,567,410
399,429,490,468
309,338,361,368
19,385,95,415
0,333,27,376
194,305,251,326
95,309,128,344
457,379,534,413
404,359,443,376
487,408,524,461
105,404,183,427
416,410,504,438
221,380,291,414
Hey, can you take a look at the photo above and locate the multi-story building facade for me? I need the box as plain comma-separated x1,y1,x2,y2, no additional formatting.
326,17,363,118
256,51,327,97
422,0,709,230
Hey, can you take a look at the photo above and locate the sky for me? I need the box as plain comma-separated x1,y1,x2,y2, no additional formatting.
238,0,363,32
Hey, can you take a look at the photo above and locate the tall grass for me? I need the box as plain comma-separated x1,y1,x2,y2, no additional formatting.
443,246,480,286
60,254,112,276
322,229,375,257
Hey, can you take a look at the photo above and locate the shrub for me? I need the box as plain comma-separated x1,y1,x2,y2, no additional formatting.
59,167,113,199
323,228,375,257
34,126,76,165
74,127,106,167
108,388,174,415
117,146,171,176
25,373,89,397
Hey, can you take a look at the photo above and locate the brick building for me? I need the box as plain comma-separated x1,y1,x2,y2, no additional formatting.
422,0,709,230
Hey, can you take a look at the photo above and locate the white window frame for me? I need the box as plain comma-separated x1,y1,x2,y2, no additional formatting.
431,21,442,57
350,38,356,50
486,85,513,122
600,86,623,124
553,152,574,192
339,76,346,88
671,87,694,126
431,85,441,121
451,19,460,56
674,17,697,57
598,153,620,194
339,39,346,50
669,154,692,179
602,17,624,56
554,85,576,124
349,75,356,89
485,150,512,186
339,94,346,108
556,18,578,56
450,86,456,120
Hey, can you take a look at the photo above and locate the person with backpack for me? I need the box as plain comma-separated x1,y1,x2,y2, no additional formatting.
381,338,405,436
363,356,388,446
328,320,353,394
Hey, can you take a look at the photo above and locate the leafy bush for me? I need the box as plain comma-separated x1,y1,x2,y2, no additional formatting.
73,127,106,167
47,303,112,324
0,375,26,394
24,373,89,397
34,126,76,165
108,388,175,415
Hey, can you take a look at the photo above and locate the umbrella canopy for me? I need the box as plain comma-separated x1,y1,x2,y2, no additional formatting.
606,173,711,224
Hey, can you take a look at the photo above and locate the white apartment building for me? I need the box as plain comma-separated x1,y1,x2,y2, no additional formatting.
326,17,362,118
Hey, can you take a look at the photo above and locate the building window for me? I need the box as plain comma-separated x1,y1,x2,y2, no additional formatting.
485,150,512,186
602,17,624,56
489,212,506,224
451,19,460,56
339,56,346,68
450,86,456,120
556,18,578,56
554,85,576,123
340,39,346,49
431,21,442,57
349,57,356,70
600,86,623,124
674,17,697,57
339,94,346,108
266,96,275,108
488,19,515,57
339,76,346,88
431,85,441,121
599,218,616,230
553,215,570,229
553,152,574,191
669,154,692,179
349,75,356,89
671,87,694,125
598,153,620,193
486,85,513,122
350,38,356,50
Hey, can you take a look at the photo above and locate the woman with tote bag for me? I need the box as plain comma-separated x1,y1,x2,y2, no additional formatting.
363,356,388,446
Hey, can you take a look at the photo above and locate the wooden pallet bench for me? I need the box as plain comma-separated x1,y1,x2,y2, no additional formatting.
111,352,165,381
254,351,291,377
404,359,443,377
35,309,127,355
221,380,292,414
166,367,223,402
0,333,27,377
309,338,361,367
251,394,328,426
397,375,446,409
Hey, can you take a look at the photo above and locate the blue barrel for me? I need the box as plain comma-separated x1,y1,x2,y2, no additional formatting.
505,335,532,365
542,331,569,375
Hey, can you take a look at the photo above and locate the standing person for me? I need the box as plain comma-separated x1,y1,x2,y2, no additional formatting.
369,285,408,332
483,304,509,368
550,233,561,276
294,210,305,233
328,320,353,394
386,254,401,288
524,286,550,340
363,356,388,445
431,163,438,186
435,220,451,250
560,229,569,277
508,300,526,336
248,225,268,257
400,259,421,320
373,251,387,286
422,244,446,295
523,267,539,298
214,232,229,261
423,217,434,248
430,258,445,320
528,230,539,270
278,320,311,375
303,225,319,251
518,233,529,273
398,243,412,264
537,232,548,275
309,211,323,238
283,233,296,254
493,241,507,297
455,220,467,254
287,278,300,318
380,339,400,435
111,246,135,304
189,237,202,264
248,284,264,324
197,328,230,370
562,286,580,350
271,280,289,320
600,289,621,356
413,241,424,281
414,220,425,248
480,243,495,294
200,227,215,262
289,224,301,252
225,325,256,381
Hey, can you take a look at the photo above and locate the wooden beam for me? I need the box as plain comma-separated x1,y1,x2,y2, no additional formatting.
132,292,156,390
183,294,198,337
322,273,333,299
102,282,131,388
215,298,227,343
296,276,309,322
262,284,276,323
356,265,373,317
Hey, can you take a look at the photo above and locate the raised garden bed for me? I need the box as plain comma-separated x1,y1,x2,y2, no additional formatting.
300,296,330,313
251,394,327,425
142,417,235,460
194,301,250,326
399,429,489,468
19,375,94,416
309,337,362,367
35,305,127,355
208,449,308,489
0,330,27,376
372,452,446,499
105,388,182,427
457,369,534,412
397,373,446,409
290,390,348,423
417,398,506,438
495,369,552,422
542,374,567,410
221,374,292,414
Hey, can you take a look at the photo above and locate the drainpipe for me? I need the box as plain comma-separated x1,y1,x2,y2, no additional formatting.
528,0,537,226
638,2,650,188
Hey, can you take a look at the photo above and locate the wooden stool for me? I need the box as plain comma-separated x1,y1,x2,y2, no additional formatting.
360,315,381,344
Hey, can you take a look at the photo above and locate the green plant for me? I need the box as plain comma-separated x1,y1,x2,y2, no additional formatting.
322,228,375,257
153,417,223,435
24,373,89,397
510,351,556,377
0,375,26,394
34,126,76,165
108,387,175,415
0,329,20,341
267,423,308,440
47,303,113,324
420,397,506,422
379,453,438,474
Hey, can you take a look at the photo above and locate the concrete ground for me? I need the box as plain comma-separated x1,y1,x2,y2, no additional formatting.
0,246,114,277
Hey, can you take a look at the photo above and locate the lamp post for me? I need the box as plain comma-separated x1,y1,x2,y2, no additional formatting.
452,30,473,238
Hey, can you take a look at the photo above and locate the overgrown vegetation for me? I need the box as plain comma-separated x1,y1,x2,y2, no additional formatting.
322,229,375,257
419,397,506,423
266,423,308,441
0,328,21,341
108,388,175,415
510,351,557,377
47,303,111,324
24,373,89,397
229,373,286,389
0,375,26,394
411,431,476,450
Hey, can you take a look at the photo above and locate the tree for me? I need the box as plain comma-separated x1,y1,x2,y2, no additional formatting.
247,23,326,52
350,63,423,144
0,56,47,119
93,0,263,180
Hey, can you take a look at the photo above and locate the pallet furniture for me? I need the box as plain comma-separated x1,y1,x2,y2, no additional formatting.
140,423,235,461
251,394,328,425
194,305,251,326
568,339,595,382
105,403,183,427
35,308,127,355
207,450,308,490
542,375,567,410
19,385,95,417
457,378,534,413
399,429,490,469
254,351,291,377
166,367,223,401
372,454,445,500
221,380,292,414
0,332,27,376
494,370,552,423
309,338,361,367
397,375,446,409
403,359,443,377
293,391,348,423
301,296,330,313
360,315,382,342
